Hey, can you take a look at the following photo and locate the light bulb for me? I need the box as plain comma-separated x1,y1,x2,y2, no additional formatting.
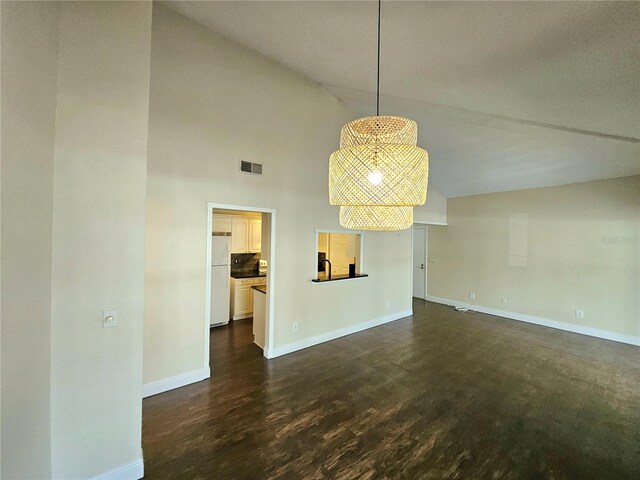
368,170,383,185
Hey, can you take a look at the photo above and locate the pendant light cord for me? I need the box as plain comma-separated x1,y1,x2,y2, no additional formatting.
376,0,381,116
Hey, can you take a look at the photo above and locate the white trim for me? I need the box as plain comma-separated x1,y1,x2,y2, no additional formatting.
206,202,277,369
142,367,209,398
266,309,413,358
425,295,640,347
90,453,143,480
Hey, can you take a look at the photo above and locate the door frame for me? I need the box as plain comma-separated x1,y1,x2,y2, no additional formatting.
412,225,428,299
205,202,277,371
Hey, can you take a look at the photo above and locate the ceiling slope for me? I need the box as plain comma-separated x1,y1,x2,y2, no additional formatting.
162,1,640,197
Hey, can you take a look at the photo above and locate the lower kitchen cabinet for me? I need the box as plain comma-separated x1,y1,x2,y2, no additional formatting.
230,276,266,320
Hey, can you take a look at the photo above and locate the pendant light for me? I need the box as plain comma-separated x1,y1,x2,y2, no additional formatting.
328,0,429,231
340,205,414,231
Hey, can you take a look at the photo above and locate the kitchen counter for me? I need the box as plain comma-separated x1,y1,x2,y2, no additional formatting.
231,272,267,279
251,285,267,294
312,273,368,283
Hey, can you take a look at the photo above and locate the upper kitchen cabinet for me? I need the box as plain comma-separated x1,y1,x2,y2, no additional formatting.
230,217,261,253
231,218,249,253
249,219,262,253
212,214,232,233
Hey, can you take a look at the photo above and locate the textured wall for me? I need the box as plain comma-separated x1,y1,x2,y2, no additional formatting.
0,2,60,477
144,5,414,385
428,176,640,340
49,2,153,477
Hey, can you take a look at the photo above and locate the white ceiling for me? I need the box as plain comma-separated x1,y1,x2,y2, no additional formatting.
163,1,639,197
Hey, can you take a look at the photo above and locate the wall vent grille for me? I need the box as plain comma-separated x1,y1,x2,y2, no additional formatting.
240,160,263,175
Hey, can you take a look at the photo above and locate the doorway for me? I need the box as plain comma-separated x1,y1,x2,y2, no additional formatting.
205,203,276,375
412,225,427,299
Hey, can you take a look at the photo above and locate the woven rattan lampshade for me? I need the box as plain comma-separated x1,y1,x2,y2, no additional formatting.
329,142,428,206
340,116,417,147
327,0,430,231
340,205,413,231
329,116,429,206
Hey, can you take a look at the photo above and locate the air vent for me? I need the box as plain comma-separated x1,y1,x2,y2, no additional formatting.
240,160,263,175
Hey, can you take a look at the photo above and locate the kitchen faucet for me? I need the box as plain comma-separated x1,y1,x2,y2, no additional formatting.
320,259,332,280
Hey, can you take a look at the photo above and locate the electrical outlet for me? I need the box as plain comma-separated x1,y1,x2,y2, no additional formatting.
428,258,436,263
385,300,391,309
292,322,299,332
575,310,584,319
501,298,507,305
469,292,476,300
103,309,118,328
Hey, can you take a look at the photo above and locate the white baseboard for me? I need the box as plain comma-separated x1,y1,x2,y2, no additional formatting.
90,453,143,480
425,295,640,347
143,366,210,398
267,309,413,358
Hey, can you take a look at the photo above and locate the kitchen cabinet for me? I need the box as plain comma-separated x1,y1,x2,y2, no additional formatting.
234,285,253,318
230,276,266,320
231,218,249,253
329,233,350,276
212,214,232,233
230,217,261,253
249,219,262,253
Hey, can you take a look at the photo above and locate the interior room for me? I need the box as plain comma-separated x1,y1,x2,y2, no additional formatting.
210,208,269,354
1,1,638,479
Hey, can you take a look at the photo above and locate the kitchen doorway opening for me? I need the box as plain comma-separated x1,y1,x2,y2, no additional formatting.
205,203,276,375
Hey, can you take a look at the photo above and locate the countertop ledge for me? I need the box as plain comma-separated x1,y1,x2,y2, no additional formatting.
312,274,369,283
251,285,267,294
231,272,267,279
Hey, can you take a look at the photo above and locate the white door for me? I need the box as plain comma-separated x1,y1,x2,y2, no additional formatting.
413,227,426,298
211,265,230,325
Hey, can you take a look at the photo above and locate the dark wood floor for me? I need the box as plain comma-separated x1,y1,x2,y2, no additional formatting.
142,300,640,479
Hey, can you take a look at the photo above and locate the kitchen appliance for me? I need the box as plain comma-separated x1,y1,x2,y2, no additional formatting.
210,232,231,326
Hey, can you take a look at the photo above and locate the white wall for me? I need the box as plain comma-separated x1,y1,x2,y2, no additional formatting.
49,2,152,478
0,2,59,477
428,176,640,341
144,5,414,385
414,187,447,225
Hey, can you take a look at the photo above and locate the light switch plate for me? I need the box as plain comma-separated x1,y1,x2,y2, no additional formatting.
103,309,118,328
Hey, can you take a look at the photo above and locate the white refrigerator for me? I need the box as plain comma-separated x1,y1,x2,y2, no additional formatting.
210,233,231,326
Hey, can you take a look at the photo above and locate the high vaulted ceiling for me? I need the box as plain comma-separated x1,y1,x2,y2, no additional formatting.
163,1,639,197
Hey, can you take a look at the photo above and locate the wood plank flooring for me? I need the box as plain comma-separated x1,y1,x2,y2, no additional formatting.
142,300,640,479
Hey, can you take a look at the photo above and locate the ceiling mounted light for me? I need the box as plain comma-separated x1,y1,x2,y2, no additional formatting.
328,0,429,231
